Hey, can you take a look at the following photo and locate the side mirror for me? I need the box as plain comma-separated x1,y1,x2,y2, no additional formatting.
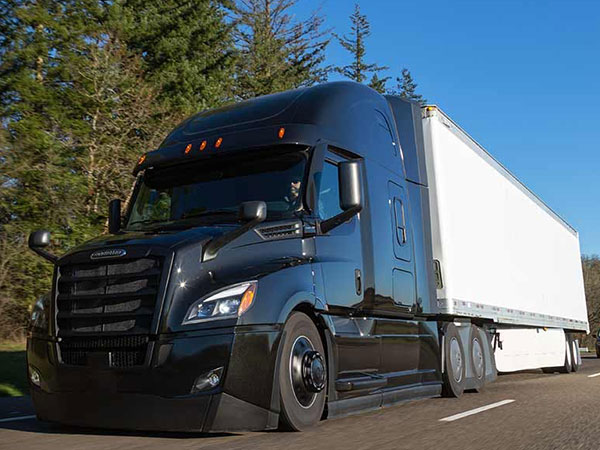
108,199,122,234
321,160,363,233
339,160,363,210
239,200,267,222
28,230,57,264
29,230,51,248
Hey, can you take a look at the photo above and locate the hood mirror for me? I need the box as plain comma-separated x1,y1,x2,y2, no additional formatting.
203,201,267,261
28,230,57,264
239,200,267,222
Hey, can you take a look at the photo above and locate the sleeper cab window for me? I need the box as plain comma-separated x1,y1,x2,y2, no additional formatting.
317,160,343,220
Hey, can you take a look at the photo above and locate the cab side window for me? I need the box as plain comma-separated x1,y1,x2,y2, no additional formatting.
317,161,343,220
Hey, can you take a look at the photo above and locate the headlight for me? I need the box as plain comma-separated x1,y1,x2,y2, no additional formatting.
30,293,49,331
182,281,257,325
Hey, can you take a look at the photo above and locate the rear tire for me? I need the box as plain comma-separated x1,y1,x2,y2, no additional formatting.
278,312,327,431
569,335,580,372
557,336,573,373
468,325,486,392
441,323,466,397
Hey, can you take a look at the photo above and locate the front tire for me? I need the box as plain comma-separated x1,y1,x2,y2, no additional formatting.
278,312,327,431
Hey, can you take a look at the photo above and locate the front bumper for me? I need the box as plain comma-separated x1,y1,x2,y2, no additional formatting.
31,389,276,432
27,326,282,432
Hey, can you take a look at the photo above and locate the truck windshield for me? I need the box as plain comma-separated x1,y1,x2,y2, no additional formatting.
125,148,309,231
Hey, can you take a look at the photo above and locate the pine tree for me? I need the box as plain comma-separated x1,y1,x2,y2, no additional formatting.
234,0,330,99
0,0,90,336
335,3,388,88
123,0,237,114
368,73,388,94
0,0,174,338
392,68,426,104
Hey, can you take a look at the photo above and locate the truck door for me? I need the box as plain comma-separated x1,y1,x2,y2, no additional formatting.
315,149,380,383
388,181,416,311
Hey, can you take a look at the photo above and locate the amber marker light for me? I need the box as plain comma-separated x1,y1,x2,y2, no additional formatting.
138,154,146,165
199,140,207,151
278,127,286,139
184,143,193,154
215,137,223,148
238,282,257,316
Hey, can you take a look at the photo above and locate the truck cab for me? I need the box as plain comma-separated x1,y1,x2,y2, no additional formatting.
27,82,491,432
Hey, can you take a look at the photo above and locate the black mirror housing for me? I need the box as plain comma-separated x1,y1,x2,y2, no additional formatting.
28,230,57,264
108,199,122,234
29,230,51,248
239,201,267,222
320,160,363,234
339,160,363,210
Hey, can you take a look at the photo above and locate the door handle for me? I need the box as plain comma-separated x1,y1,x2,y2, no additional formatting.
355,269,362,296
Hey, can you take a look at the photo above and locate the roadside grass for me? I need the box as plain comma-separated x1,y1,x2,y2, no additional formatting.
0,340,27,397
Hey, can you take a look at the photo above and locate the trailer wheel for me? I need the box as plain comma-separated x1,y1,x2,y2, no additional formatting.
557,336,573,374
278,312,327,431
468,326,486,391
569,335,580,372
441,323,466,397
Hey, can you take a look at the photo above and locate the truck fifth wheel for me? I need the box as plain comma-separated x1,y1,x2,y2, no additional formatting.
26,82,588,432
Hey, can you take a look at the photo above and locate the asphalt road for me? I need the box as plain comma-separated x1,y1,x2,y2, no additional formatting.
1,356,599,450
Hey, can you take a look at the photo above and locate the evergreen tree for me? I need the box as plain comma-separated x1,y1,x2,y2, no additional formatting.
0,0,89,336
0,0,173,338
123,0,236,114
391,68,426,104
368,73,388,94
334,3,388,88
234,0,330,99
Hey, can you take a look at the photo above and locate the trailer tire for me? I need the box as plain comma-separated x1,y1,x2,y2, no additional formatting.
557,335,573,374
468,325,486,391
278,312,327,431
569,335,580,372
441,323,466,397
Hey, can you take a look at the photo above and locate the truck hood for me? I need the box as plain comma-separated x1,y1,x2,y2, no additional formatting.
59,226,234,260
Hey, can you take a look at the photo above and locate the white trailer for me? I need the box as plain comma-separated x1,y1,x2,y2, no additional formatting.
422,106,588,372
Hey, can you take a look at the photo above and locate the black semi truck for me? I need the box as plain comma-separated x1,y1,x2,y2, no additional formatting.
26,81,586,432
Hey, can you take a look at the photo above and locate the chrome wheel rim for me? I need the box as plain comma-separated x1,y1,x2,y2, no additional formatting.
472,337,484,379
449,337,463,383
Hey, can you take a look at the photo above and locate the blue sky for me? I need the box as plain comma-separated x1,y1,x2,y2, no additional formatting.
298,0,600,255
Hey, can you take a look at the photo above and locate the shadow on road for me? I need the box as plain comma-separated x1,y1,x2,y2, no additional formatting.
0,418,240,439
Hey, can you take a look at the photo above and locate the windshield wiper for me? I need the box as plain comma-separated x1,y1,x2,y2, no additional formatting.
181,209,238,220
126,218,172,229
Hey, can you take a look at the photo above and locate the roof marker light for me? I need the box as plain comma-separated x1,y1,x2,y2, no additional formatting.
184,143,193,154
278,127,285,139
138,154,146,165
199,140,207,151
215,137,223,148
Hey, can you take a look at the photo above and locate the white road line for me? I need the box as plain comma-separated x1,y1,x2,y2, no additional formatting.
439,399,515,422
0,415,36,423
587,372,600,378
